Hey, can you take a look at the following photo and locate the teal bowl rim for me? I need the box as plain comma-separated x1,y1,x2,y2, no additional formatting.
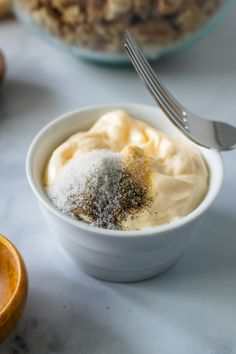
13,0,234,64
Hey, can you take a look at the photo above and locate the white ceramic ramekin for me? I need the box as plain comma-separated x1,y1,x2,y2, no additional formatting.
26,104,223,282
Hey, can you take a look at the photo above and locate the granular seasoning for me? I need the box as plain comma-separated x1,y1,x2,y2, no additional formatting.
46,149,151,230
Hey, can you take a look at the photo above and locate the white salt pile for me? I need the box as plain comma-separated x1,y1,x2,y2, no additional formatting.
46,149,149,230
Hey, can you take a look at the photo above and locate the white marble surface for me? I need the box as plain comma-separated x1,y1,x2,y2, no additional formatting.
0,8,236,353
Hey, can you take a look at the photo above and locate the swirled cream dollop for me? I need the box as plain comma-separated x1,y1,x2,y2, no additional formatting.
45,110,208,230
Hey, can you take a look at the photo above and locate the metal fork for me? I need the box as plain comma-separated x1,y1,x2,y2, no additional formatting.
124,30,236,151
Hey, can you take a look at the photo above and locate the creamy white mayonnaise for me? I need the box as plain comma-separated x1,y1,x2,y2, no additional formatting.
45,110,208,230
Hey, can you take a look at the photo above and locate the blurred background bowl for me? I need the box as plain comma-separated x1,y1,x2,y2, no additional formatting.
12,0,234,64
0,235,28,343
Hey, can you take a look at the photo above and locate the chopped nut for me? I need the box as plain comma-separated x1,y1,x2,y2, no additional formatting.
154,0,183,15
62,5,83,25
87,0,105,22
105,0,132,21
174,0,203,32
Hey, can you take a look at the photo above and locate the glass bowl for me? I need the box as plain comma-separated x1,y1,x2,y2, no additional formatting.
13,0,233,64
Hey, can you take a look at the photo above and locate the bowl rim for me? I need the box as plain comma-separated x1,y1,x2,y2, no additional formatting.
26,103,224,239
0,234,28,324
